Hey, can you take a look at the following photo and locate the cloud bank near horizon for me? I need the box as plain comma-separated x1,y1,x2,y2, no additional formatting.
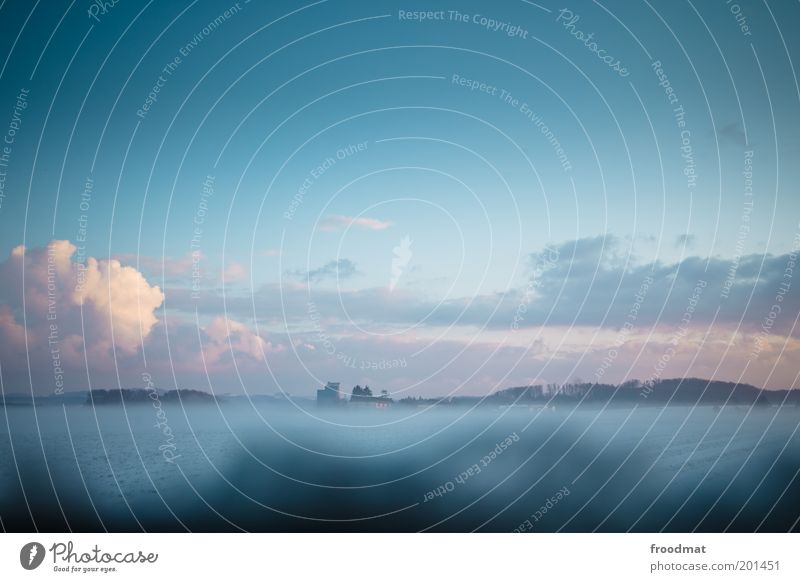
0,237,798,395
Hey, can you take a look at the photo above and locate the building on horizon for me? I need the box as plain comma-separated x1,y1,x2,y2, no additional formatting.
316,381,344,406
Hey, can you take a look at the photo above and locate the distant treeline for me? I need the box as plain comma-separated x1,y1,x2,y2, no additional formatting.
397,379,800,407
87,388,216,405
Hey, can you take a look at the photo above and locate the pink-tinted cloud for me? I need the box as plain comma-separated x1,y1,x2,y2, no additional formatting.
0,240,164,356
222,261,247,283
319,215,391,232
74,255,165,353
201,316,280,366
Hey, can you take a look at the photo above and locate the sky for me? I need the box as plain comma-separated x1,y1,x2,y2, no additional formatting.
0,0,798,397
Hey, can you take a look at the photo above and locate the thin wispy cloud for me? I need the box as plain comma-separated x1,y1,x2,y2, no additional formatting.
288,258,360,282
319,215,391,232
222,261,247,282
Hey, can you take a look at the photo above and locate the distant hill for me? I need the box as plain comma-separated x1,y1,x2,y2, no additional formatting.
484,378,799,407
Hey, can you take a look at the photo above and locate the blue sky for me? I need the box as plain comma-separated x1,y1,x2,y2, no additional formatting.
0,0,799,395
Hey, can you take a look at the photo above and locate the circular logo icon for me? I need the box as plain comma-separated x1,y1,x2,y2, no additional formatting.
20,542,46,570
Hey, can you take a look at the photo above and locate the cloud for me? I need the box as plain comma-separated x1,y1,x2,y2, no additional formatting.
222,261,247,282
289,258,360,282
74,255,165,353
6,237,795,395
0,240,164,358
201,316,277,365
115,252,255,288
0,304,27,356
190,235,800,341
319,215,391,232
